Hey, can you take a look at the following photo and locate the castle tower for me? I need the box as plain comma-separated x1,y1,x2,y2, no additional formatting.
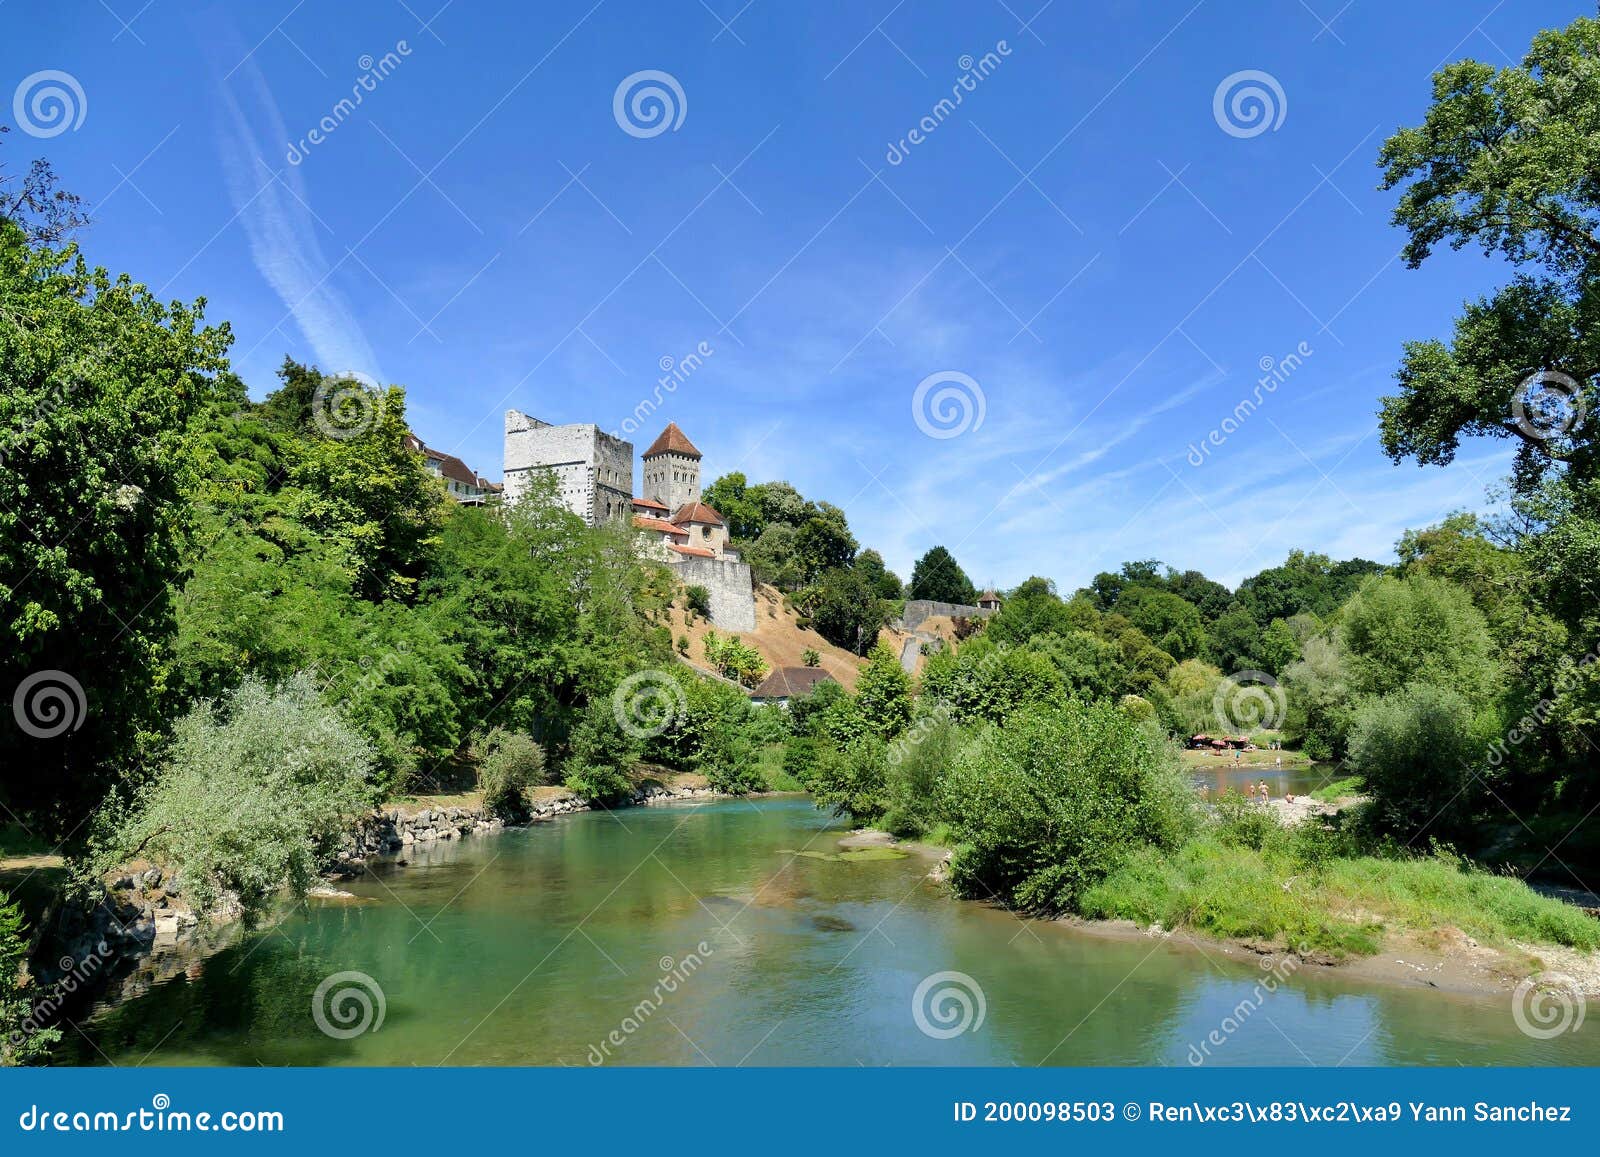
503,409,633,526
641,422,702,514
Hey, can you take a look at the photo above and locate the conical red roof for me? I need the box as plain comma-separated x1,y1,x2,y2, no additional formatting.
642,422,702,459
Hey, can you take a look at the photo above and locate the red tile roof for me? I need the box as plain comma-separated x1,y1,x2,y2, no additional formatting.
633,515,689,538
670,501,724,526
642,422,702,459
668,543,716,558
632,496,668,511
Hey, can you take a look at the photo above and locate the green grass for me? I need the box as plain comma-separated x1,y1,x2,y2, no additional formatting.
1309,775,1364,802
1079,830,1600,960
0,825,53,858
755,744,806,792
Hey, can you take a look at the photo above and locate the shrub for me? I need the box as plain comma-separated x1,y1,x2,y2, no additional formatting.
811,735,890,821
562,699,640,805
802,648,820,667
702,730,764,795
1347,682,1482,838
940,702,1195,913
685,585,711,617
2,892,60,1066
475,729,545,820
781,733,830,787
92,674,375,927
676,635,690,656
882,714,961,837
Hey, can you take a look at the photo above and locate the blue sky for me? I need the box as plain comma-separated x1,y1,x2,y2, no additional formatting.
7,0,1578,589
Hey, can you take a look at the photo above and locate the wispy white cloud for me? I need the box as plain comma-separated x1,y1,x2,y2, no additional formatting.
215,55,381,381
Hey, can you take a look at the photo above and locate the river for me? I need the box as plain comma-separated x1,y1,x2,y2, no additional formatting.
64,797,1599,1066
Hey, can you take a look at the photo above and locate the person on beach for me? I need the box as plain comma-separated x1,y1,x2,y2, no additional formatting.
1258,780,1270,802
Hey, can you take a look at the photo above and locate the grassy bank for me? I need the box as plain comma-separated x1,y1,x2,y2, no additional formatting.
1079,830,1600,959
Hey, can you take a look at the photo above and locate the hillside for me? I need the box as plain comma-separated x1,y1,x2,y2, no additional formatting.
666,583,899,690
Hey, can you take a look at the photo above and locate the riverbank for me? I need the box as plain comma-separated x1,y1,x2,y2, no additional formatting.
847,822,1600,999
31,771,756,1005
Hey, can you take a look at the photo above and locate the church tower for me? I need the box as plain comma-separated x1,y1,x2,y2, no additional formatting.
641,422,702,514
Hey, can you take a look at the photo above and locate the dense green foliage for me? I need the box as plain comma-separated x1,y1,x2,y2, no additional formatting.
91,675,374,926
1,893,60,1066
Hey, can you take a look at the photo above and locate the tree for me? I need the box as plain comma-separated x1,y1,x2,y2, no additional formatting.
563,699,640,804
907,545,977,605
854,548,903,600
1259,618,1301,675
939,703,1194,912
0,219,231,836
1377,13,1600,489
801,567,888,655
855,642,912,737
0,132,88,247
1348,683,1482,838
702,472,765,541
1115,586,1206,662
1339,574,1501,707
985,576,1075,644
794,501,857,581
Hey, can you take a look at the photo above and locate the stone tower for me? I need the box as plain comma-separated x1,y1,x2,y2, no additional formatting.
641,422,702,514
503,410,633,526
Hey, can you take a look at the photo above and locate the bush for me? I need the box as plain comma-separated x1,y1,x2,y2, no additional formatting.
2,892,60,1066
685,585,711,617
475,729,545,820
92,674,375,927
882,714,961,837
1347,683,1482,838
781,733,830,788
940,702,1195,913
801,648,820,667
562,700,640,805
702,730,764,795
811,735,890,821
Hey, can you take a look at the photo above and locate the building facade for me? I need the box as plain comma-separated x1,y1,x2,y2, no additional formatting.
503,410,633,525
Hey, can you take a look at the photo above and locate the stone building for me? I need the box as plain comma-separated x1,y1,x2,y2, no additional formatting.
502,410,633,525
641,421,702,513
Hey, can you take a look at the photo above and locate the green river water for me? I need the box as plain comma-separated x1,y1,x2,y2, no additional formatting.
66,797,1599,1066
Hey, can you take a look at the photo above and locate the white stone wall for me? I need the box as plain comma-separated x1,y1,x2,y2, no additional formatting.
669,555,756,631
504,411,634,525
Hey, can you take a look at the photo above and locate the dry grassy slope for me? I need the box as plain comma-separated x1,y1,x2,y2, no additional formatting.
665,582,912,691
